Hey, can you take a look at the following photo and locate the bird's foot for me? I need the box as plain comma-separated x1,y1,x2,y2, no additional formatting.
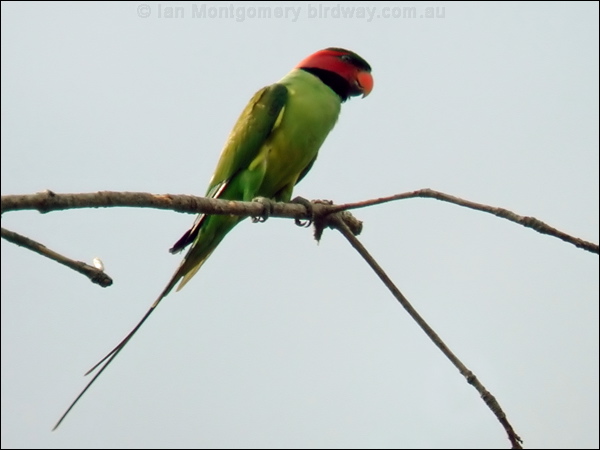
291,196,314,227
251,197,275,223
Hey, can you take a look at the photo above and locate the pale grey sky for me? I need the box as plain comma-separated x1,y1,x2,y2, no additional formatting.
1,2,598,449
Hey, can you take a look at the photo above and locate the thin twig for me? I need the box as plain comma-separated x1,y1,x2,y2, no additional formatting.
326,212,523,449
330,188,599,255
1,227,113,287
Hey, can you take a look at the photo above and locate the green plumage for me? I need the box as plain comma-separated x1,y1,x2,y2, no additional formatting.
172,69,342,290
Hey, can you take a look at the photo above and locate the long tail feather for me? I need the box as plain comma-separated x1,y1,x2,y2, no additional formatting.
54,213,233,429
52,276,180,430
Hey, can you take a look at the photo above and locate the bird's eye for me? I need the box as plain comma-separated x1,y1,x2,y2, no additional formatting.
340,54,352,63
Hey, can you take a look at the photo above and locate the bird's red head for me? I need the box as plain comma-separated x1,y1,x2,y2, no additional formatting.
296,48,373,101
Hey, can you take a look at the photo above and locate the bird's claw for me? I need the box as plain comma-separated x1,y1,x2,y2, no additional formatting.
291,196,314,227
251,197,275,223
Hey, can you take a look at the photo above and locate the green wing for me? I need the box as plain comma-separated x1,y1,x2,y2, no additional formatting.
207,83,288,196
170,83,288,254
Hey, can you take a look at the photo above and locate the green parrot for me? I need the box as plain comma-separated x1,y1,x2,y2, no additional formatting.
54,47,373,429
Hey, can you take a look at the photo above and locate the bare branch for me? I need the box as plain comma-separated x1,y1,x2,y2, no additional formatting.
2,189,597,257
0,191,328,281
331,188,599,255
1,227,113,287
0,190,313,219
326,213,523,449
